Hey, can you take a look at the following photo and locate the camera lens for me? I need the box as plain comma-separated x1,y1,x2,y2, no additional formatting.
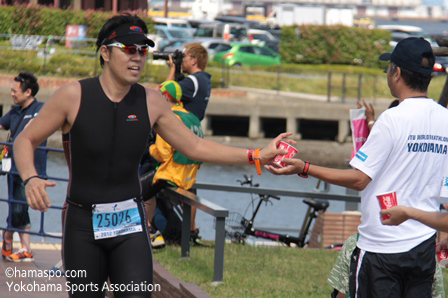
152,52,172,60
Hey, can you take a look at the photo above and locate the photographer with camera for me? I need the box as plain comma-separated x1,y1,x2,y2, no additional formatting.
165,43,211,121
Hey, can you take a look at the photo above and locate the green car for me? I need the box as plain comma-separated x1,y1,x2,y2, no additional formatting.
213,43,280,67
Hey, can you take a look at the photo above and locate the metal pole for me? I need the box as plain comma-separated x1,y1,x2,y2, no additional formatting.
373,75,377,105
327,72,332,102
221,60,225,88
43,48,47,76
345,187,359,211
357,74,362,100
276,65,280,92
226,60,230,88
181,203,191,258
213,216,225,282
341,73,346,103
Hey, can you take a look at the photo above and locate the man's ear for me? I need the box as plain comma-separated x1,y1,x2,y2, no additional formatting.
191,56,198,68
391,65,401,81
24,88,32,97
100,45,111,63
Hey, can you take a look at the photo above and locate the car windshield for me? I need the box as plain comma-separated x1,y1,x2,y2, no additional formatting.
195,28,214,37
171,24,188,28
252,33,271,41
231,28,248,39
168,29,191,39
214,44,232,52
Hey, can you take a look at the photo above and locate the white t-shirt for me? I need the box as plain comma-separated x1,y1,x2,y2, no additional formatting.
350,97,448,253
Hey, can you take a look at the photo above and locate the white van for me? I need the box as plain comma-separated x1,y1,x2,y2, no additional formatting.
153,17,195,35
194,22,250,42
377,25,432,48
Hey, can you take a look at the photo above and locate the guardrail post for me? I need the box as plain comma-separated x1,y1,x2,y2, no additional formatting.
276,65,281,93
373,75,377,104
357,74,362,100
213,216,225,282
181,203,191,258
43,48,47,76
327,72,332,102
345,187,359,211
341,73,346,103
226,61,230,88
221,60,225,88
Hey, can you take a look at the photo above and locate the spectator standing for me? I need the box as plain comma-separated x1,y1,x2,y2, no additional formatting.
1,72,47,262
147,80,203,246
166,43,211,121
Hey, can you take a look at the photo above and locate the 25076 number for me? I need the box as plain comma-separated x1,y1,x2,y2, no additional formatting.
96,210,131,228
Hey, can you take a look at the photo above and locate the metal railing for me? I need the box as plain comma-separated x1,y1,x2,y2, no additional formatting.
162,187,228,283
0,141,67,239
216,61,381,103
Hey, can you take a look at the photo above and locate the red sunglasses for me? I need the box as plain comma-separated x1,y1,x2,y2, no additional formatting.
107,43,149,56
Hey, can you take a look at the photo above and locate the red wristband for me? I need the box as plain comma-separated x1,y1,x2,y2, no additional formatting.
298,161,310,178
247,150,255,165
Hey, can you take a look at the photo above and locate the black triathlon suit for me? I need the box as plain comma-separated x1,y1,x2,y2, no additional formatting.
64,77,152,297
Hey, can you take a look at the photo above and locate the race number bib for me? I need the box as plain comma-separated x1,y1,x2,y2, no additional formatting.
92,198,142,240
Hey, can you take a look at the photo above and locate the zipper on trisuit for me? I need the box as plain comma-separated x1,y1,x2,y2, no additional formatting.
106,102,118,180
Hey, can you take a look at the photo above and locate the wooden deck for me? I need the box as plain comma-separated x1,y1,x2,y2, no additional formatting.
0,242,66,297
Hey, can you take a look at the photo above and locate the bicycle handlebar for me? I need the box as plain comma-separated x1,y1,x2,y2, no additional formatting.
268,195,280,200
237,175,259,187
260,194,281,201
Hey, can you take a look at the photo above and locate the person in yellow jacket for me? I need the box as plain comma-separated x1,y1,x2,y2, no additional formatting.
147,80,203,246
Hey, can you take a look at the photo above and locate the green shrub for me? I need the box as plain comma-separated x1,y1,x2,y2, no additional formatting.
279,25,391,68
0,6,154,38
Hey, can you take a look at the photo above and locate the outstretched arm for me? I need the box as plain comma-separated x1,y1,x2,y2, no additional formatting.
265,158,371,191
381,205,448,232
148,88,291,165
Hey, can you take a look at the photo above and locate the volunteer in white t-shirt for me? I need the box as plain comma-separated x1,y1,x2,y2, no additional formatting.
265,37,448,298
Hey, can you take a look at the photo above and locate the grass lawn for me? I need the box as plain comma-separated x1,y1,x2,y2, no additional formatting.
146,63,448,102
0,47,446,102
153,243,448,297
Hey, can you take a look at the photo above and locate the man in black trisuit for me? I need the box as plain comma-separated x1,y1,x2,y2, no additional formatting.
13,14,291,298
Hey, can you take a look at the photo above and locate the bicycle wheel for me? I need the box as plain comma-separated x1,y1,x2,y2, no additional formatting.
214,212,246,243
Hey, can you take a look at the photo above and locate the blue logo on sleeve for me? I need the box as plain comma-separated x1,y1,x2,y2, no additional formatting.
355,151,368,162
443,177,448,187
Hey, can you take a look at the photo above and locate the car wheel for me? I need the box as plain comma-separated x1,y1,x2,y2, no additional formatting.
232,63,242,68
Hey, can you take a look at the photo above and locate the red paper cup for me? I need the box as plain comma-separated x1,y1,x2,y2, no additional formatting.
273,141,298,167
376,191,397,220
437,244,448,267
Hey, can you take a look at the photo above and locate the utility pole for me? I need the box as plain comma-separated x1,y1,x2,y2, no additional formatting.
164,0,168,17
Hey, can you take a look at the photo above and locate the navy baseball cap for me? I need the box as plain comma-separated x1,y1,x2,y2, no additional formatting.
379,37,435,75
103,23,154,47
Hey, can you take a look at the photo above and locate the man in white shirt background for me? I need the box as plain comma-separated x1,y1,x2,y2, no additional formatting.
266,37,448,298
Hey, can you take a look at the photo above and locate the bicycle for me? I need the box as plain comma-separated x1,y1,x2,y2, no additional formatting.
223,175,331,247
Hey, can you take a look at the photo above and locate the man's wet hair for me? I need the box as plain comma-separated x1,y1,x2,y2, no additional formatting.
14,72,39,96
389,60,432,93
96,13,148,67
